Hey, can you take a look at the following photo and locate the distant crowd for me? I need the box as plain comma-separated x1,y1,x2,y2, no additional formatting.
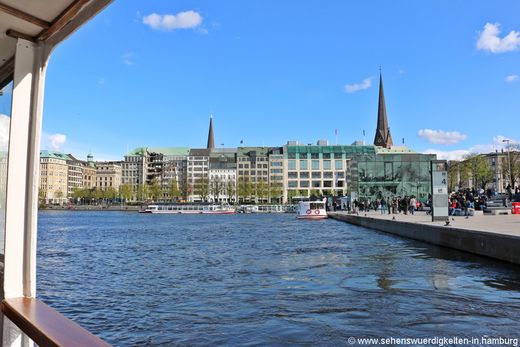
328,184,520,217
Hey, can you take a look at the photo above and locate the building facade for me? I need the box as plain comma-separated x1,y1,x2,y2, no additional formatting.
208,149,237,203
95,161,122,191
39,151,69,204
187,148,210,202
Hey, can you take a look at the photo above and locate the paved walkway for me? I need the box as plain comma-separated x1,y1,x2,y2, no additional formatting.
332,210,520,238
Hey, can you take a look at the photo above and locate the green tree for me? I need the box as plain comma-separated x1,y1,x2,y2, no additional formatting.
54,189,64,204
226,180,236,204
38,188,47,206
194,177,209,202
148,178,162,201
105,187,118,201
447,161,462,192
287,190,297,203
463,154,493,190
256,179,268,203
136,184,149,202
310,189,321,198
501,145,520,190
268,182,283,203
119,184,133,202
167,178,181,202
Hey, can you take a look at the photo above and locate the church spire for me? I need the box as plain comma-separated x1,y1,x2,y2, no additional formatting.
207,113,215,150
373,72,393,149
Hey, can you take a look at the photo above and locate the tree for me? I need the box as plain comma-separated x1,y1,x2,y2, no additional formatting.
462,154,493,190
209,176,224,202
54,189,64,204
256,179,268,203
237,178,254,203
194,177,209,202
119,184,133,202
168,178,181,202
447,161,462,192
148,178,162,202
226,180,236,204
501,146,520,190
38,188,47,205
136,184,149,202
103,187,118,204
180,179,189,202
287,190,297,204
268,182,283,203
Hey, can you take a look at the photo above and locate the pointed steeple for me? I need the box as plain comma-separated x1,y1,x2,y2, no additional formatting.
207,113,215,149
373,73,393,149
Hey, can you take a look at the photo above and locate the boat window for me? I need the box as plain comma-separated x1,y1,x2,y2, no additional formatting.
0,80,12,298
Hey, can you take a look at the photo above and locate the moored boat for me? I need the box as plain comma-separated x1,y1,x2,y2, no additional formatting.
140,204,235,214
297,199,328,219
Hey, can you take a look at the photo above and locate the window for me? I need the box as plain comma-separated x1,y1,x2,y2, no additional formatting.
323,160,331,170
311,153,319,159
288,160,296,170
323,172,333,179
288,181,298,188
312,181,321,187
323,153,331,159
271,162,282,167
300,172,309,179
300,160,308,170
311,160,320,170
300,181,310,188
335,160,343,170
288,172,298,179
312,172,321,179
323,181,333,188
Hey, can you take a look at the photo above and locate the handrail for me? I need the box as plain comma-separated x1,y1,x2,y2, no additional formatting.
2,297,110,347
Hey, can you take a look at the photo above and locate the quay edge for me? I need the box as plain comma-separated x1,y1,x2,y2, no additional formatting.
328,212,520,265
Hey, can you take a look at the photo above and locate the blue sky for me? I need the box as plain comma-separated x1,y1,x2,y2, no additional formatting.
37,0,520,160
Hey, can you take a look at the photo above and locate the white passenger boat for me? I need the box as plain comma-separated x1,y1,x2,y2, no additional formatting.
140,204,235,214
297,199,328,219
252,205,285,213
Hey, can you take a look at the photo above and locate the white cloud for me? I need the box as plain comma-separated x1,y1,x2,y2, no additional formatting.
425,135,518,160
0,114,10,151
143,11,203,31
505,74,518,82
418,129,467,145
344,77,372,93
476,22,520,53
122,52,135,66
46,134,67,151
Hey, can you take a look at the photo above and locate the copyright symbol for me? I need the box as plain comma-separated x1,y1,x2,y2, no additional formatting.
348,337,356,345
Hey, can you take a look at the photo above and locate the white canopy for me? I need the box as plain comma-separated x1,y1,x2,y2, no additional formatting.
0,0,112,88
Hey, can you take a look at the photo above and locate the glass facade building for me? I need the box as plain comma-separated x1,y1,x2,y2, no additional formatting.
284,144,436,202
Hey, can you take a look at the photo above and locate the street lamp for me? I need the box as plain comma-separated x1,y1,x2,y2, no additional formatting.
502,139,512,191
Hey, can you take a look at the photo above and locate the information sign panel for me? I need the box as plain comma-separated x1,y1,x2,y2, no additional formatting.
431,160,448,221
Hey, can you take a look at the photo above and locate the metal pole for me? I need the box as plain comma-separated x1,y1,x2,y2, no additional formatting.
503,139,512,189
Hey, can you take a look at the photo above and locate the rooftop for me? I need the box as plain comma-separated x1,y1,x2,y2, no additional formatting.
40,150,71,161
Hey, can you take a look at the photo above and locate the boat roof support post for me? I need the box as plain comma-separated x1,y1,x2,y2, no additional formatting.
3,38,50,299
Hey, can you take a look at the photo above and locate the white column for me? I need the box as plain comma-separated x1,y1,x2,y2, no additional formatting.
4,39,49,299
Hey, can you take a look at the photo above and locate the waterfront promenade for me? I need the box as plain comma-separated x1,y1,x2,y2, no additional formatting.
329,211,520,265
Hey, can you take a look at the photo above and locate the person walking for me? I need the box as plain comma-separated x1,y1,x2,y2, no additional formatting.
409,196,417,215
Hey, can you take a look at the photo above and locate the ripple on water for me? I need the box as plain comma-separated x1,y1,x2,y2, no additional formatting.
37,212,520,346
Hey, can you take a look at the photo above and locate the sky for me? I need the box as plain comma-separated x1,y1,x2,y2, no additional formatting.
22,1,520,161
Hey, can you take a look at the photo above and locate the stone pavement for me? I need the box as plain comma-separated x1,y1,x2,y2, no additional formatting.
332,210,520,237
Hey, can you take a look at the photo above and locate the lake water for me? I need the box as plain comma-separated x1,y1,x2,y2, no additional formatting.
37,211,520,346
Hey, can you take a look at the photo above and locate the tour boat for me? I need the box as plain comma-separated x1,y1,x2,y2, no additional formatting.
297,199,328,219
251,205,285,213
140,204,235,214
